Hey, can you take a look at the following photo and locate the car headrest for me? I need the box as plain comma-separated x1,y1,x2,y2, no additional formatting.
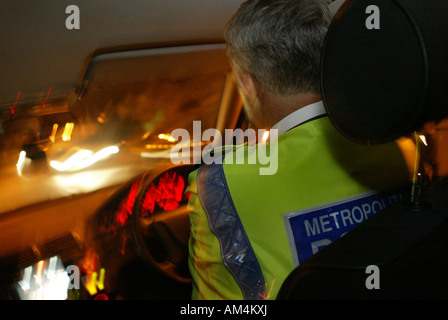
321,0,448,145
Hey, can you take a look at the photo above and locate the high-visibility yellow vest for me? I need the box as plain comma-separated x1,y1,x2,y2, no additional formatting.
187,116,412,300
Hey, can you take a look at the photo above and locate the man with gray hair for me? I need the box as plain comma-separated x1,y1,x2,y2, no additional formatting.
225,0,330,128
187,0,411,300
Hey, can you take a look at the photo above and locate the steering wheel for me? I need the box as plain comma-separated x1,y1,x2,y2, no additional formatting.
131,164,198,284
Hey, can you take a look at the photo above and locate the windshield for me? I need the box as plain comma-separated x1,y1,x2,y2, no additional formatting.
76,73,225,148
0,72,227,214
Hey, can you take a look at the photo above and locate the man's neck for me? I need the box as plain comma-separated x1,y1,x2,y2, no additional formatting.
260,91,322,129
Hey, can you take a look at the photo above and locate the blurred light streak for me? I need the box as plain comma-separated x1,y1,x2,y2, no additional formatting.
16,256,69,300
140,150,173,159
49,123,59,142
419,134,428,146
262,131,270,142
145,144,172,149
16,150,27,176
52,167,125,193
158,133,176,142
84,268,106,296
141,131,151,140
50,146,119,172
62,122,75,141
9,91,21,114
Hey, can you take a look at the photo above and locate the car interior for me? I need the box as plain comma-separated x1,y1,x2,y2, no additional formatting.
0,0,447,301
0,0,244,300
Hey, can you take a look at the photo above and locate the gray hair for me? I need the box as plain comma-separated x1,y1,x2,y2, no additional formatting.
225,0,332,96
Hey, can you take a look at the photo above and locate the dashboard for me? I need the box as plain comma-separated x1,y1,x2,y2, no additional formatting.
0,164,197,300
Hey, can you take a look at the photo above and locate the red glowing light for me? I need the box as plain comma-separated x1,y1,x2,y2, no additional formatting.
94,293,109,300
112,172,185,229
126,179,140,212
142,172,185,214
115,201,129,227
114,179,140,226
157,171,185,210
41,86,52,108
141,182,158,215
9,91,21,114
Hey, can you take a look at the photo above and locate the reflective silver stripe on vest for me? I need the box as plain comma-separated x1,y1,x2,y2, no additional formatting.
197,162,266,300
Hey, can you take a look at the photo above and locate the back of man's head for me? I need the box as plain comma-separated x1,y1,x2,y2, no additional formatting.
225,0,332,96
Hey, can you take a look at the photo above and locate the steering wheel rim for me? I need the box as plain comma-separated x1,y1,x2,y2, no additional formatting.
131,165,198,284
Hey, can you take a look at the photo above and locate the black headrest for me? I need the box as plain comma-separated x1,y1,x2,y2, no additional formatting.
322,0,448,145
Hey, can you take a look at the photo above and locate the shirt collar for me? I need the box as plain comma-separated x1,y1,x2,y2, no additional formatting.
271,100,327,136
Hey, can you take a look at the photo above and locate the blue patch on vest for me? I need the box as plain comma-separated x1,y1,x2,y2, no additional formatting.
283,190,407,267
197,162,266,300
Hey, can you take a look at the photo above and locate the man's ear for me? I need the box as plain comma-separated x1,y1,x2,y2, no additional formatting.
234,72,261,100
